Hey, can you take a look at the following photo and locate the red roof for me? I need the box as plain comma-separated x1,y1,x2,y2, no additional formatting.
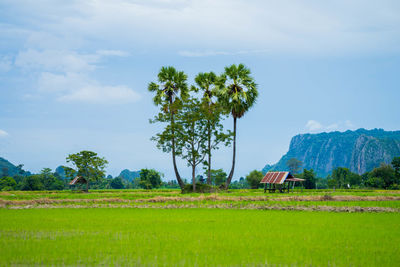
260,171,295,184
69,176,86,185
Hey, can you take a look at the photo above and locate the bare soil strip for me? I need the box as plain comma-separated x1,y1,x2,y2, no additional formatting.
2,203,398,212
1,195,400,206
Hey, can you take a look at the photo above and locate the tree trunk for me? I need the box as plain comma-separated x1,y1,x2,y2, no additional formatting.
171,112,185,190
85,180,89,192
191,132,196,192
192,164,196,192
225,116,237,189
207,121,212,185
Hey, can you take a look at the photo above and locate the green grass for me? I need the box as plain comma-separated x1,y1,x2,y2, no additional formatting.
1,208,399,266
2,189,400,211
2,189,400,201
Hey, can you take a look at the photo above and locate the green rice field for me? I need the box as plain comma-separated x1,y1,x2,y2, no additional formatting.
1,189,400,266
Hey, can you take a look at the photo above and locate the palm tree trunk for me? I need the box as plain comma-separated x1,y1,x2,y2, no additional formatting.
191,137,196,192
225,116,237,189
171,113,185,190
207,121,212,185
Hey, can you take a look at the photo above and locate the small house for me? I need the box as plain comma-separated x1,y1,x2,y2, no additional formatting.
260,171,304,193
69,176,87,190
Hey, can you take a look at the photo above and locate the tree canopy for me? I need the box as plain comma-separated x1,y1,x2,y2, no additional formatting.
65,150,108,192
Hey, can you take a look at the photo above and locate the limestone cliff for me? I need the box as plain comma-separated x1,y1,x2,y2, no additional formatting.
263,129,400,177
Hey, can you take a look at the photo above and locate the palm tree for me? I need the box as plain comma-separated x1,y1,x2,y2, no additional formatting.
148,66,189,190
217,64,258,189
193,72,232,185
194,72,218,185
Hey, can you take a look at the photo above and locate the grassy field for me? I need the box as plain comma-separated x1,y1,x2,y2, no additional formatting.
1,189,400,211
1,189,400,266
1,208,400,266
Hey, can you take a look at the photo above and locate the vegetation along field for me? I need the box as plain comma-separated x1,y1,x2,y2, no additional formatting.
1,189,400,266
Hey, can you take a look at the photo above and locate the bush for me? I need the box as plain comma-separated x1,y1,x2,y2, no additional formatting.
389,184,400,190
0,176,17,191
182,183,215,193
139,169,162,189
110,177,125,189
365,177,385,188
245,170,263,189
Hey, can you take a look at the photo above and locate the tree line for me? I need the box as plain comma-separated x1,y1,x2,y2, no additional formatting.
1,155,399,191
279,156,400,190
148,64,258,191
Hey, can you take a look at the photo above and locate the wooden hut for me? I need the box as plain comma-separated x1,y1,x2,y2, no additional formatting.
69,176,87,190
260,171,304,193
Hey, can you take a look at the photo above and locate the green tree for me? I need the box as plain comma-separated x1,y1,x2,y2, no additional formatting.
139,169,162,189
365,177,385,188
315,177,328,189
245,170,263,189
368,163,397,189
20,175,44,191
110,177,125,189
175,96,208,192
286,158,302,174
65,151,108,192
331,167,350,188
326,174,337,189
0,176,17,191
229,177,248,189
193,72,232,185
330,167,362,188
209,169,227,187
302,169,316,189
217,64,258,189
149,66,189,190
392,157,400,177
348,172,362,188
39,168,64,190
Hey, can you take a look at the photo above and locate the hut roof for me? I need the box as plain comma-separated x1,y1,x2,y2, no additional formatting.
260,171,303,184
69,176,87,185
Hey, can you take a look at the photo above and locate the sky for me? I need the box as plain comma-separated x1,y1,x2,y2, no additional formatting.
0,0,400,180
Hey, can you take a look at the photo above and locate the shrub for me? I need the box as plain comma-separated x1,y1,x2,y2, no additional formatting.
182,183,215,193
0,176,17,191
245,170,263,189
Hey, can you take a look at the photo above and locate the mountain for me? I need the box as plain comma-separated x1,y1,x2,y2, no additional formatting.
55,166,67,179
263,128,400,177
118,169,140,181
0,157,32,177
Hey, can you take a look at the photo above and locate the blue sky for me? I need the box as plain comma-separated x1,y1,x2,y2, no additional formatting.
0,0,399,180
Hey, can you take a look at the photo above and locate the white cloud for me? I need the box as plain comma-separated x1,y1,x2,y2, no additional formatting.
14,49,139,104
0,129,9,137
96,50,129,57
344,120,355,128
178,49,269,57
58,85,140,104
15,49,99,73
178,50,232,57
6,0,398,56
305,120,356,133
38,72,87,92
305,120,323,132
37,72,140,104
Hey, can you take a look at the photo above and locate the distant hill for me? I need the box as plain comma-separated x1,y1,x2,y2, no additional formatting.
118,169,140,181
0,157,31,177
263,128,400,177
55,166,67,179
